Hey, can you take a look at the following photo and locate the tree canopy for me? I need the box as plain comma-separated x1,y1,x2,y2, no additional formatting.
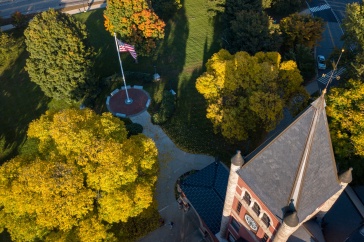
327,79,364,157
152,0,182,20
342,1,364,78
229,10,280,54
0,32,16,68
0,109,159,241
24,9,96,103
271,0,305,15
196,49,309,141
104,0,166,56
280,13,325,50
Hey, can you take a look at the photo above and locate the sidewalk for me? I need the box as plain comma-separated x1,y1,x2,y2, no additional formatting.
131,112,214,241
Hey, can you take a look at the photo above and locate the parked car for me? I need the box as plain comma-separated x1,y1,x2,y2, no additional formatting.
317,55,326,70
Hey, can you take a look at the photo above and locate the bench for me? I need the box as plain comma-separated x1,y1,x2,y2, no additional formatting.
121,85,131,90
134,85,143,89
115,113,126,118
110,89,119,96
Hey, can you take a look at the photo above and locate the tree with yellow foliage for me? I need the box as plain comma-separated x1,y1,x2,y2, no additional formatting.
327,79,364,184
196,49,309,141
0,109,158,241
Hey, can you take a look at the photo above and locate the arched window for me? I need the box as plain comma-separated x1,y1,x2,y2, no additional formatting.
252,202,260,216
243,191,251,205
262,213,270,228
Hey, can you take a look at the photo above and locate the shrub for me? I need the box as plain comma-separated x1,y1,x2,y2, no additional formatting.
126,123,144,137
152,90,175,124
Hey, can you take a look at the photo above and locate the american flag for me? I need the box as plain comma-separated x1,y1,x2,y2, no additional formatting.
116,39,137,61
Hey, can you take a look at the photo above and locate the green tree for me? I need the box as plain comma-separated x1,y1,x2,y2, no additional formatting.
24,9,96,103
152,0,182,20
327,79,364,184
327,79,364,157
271,0,305,15
104,0,166,56
342,1,364,78
196,49,308,141
11,11,27,28
280,13,325,49
229,10,281,54
0,32,16,67
285,44,316,82
0,109,159,241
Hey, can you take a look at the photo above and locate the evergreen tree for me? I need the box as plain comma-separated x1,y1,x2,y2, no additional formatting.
24,9,96,103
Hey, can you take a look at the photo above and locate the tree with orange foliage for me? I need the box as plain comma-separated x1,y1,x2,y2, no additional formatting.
104,0,165,56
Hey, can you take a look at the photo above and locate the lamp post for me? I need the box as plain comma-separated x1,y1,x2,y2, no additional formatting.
324,49,344,89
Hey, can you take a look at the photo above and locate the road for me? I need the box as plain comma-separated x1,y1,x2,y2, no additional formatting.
306,0,359,90
0,0,97,18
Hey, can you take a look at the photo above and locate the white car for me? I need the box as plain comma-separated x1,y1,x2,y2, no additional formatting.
317,55,326,70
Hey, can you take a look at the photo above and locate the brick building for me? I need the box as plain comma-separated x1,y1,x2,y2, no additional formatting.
180,92,353,242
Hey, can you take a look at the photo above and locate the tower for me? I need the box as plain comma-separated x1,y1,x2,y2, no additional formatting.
217,150,244,240
220,91,351,242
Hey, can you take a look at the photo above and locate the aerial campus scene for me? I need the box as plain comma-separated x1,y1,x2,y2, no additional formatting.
0,0,364,241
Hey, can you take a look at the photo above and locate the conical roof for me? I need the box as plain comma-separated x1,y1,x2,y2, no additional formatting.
339,167,353,184
231,150,244,166
238,94,342,222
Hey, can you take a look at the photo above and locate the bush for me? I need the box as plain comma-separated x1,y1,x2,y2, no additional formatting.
152,90,175,124
126,123,144,137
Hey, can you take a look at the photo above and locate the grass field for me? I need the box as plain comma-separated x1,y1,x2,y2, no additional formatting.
0,31,50,165
0,0,244,166
74,0,242,161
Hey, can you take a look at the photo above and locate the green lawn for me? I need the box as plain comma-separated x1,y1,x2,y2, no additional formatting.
74,0,243,162
0,31,50,165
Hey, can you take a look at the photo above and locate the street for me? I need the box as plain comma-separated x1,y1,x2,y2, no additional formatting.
0,0,98,18
306,0,359,89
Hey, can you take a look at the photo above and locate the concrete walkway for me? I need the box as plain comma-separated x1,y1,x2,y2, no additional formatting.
131,112,214,242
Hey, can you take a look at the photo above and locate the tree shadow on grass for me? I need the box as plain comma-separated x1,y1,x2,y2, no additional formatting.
0,45,50,164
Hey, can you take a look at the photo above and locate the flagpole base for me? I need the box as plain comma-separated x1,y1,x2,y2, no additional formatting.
125,98,133,104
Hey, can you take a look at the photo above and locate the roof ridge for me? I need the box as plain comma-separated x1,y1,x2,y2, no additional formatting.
289,94,326,208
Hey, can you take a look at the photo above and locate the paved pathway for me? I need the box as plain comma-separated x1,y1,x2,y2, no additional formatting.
131,112,214,241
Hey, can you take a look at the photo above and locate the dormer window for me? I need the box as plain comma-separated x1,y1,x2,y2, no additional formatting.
252,202,260,216
243,191,251,205
262,213,270,227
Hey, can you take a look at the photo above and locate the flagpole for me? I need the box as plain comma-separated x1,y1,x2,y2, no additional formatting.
114,32,132,104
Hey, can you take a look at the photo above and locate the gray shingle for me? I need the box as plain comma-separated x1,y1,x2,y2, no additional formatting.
180,162,229,234
238,95,341,222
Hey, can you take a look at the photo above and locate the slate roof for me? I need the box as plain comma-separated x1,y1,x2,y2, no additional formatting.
238,94,342,222
180,162,229,234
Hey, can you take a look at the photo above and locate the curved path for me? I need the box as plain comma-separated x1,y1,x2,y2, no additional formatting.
131,112,214,242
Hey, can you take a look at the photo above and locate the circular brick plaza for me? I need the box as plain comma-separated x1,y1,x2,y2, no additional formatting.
106,87,150,118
